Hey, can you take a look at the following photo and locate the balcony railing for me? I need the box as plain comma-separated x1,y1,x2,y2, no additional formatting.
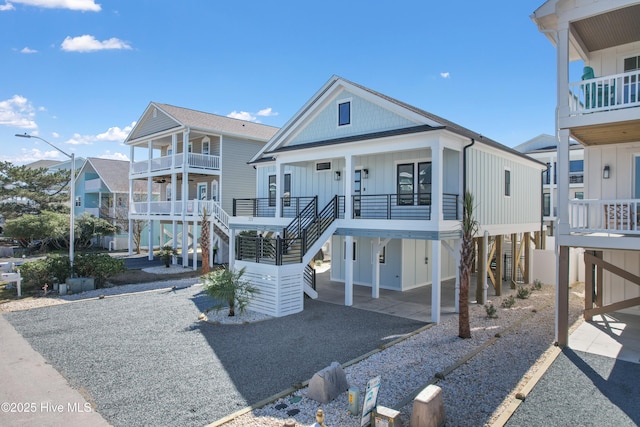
569,70,640,115
570,199,640,235
233,193,459,221
233,197,317,217
130,153,220,175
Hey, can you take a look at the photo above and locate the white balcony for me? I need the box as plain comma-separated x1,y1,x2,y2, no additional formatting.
130,153,220,175
130,199,229,231
569,199,640,236
569,70,640,116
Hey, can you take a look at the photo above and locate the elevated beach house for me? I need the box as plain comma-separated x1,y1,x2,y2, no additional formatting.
125,103,278,266
532,0,640,346
229,76,546,320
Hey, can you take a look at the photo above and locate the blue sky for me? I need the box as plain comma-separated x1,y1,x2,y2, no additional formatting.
1,0,564,165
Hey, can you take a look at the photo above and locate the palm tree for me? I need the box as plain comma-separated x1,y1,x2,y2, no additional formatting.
459,191,478,339
202,266,258,316
201,206,210,275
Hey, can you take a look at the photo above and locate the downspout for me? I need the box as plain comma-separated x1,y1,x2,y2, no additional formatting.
462,138,475,200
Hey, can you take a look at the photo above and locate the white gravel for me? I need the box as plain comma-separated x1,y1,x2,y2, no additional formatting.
216,284,585,427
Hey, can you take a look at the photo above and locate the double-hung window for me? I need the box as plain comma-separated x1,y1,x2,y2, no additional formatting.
268,174,291,207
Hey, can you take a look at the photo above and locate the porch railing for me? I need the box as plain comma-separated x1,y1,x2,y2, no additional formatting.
569,70,640,115
569,199,640,235
232,196,317,217
352,193,458,220
130,153,221,175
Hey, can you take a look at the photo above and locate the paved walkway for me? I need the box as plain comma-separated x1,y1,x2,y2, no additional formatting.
0,314,110,427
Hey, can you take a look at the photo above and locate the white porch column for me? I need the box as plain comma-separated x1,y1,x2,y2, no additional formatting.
372,239,381,299
556,23,570,236
344,155,353,219
345,235,354,306
229,229,236,271
147,139,153,173
172,221,178,252
192,220,198,271
431,142,443,222
275,159,283,218
182,222,188,268
147,220,154,260
171,173,177,215
128,219,133,256
431,239,441,323
171,133,177,168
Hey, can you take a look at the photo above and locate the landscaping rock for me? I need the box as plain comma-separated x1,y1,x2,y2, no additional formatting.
306,361,348,404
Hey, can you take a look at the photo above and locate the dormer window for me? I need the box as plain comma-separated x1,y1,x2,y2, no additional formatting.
338,101,351,126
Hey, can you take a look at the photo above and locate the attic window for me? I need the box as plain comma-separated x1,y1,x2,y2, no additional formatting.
153,108,157,118
338,101,351,126
316,161,331,171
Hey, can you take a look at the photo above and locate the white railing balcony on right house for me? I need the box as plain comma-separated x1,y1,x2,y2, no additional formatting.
569,199,640,235
569,70,640,116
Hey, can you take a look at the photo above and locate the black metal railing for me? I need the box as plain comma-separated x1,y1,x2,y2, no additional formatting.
351,193,458,220
303,264,316,291
232,196,316,217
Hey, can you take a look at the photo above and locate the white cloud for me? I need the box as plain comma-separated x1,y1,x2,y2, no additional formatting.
0,95,37,129
227,107,279,123
65,133,93,145
0,147,63,165
95,122,134,141
227,111,256,122
98,151,129,161
257,107,278,117
440,72,451,79
5,0,100,11
20,47,37,53
61,35,132,52
0,3,15,10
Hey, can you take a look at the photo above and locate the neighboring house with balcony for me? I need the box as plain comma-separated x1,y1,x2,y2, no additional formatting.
125,102,279,267
229,75,546,321
514,134,585,236
532,0,640,346
73,157,159,250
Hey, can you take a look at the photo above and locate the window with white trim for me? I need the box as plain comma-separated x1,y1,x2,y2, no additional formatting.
504,168,511,197
268,173,291,207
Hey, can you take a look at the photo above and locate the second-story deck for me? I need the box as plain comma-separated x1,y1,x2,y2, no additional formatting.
570,199,640,236
130,152,220,176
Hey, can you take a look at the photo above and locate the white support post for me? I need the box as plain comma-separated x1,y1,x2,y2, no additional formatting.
344,155,353,219
128,219,133,256
431,143,443,222
431,240,441,323
345,236,354,306
192,220,198,271
182,222,189,268
229,229,236,271
275,160,283,218
148,220,154,260
372,239,381,299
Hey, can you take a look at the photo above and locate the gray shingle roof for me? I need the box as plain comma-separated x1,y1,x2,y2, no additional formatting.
87,158,131,193
154,103,279,141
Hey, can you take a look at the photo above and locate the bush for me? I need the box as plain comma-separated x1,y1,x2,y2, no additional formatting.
202,266,259,316
484,303,498,318
532,279,543,291
18,259,57,293
516,285,531,299
501,295,516,308
74,253,126,288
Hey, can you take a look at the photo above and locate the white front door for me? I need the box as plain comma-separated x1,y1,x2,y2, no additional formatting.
211,180,219,202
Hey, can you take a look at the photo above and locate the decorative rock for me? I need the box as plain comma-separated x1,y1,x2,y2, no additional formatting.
306,362,349,404
410,384,445,427
275,403,288,410
283,420,296,427
286,408,300,416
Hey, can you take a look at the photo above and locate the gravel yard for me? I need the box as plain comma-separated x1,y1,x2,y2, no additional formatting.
2,279,426,427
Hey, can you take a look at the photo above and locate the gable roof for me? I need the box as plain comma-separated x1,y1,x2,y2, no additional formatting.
252,75,542,166
126,102,279,144
85,158,131,193
24,159,61,170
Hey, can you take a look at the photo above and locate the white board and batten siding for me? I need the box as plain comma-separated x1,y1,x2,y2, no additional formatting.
220,136,267,214
237,261,304,317
466,146,543,232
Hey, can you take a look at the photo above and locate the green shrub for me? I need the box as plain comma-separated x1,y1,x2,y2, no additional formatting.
202,266,259,316
516,285,531,299
532,279,543,291
74,253,125,288
484,303,498,318
501,295,516,308
18,259,55,293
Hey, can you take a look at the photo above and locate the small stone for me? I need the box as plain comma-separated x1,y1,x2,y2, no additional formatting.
289,396,302,404
275,403,288,410
286,409,300,417
516,392,526,400
198,313,206,321
99,295,105,299
495,333,501,338
435,372,445,380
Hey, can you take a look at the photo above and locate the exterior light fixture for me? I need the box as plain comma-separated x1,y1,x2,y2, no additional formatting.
362,169,369,179
603,165,610,179
335,171,341,181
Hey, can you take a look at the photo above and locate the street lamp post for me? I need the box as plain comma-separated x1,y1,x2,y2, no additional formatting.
15,134,75,274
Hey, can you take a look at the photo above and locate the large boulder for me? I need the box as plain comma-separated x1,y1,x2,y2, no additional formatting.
306,361,349,404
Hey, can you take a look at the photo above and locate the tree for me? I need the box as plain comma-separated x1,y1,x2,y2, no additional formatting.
459,191,479,339
3,211,68,251
200,206,211,274
0,161,71,220
202,267,259,316
75,213,119,249
98,202,146,254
